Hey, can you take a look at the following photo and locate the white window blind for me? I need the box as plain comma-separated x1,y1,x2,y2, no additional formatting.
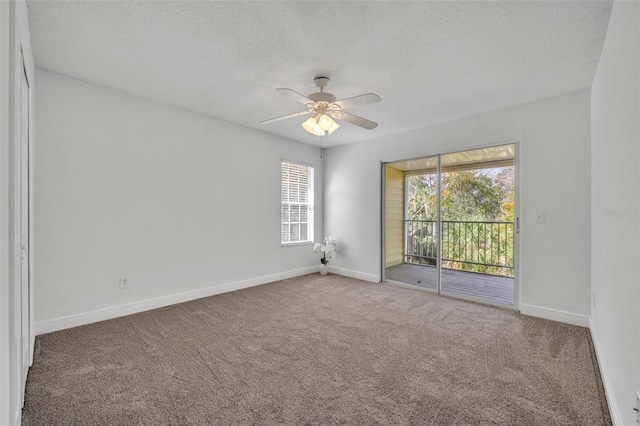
281,161,314,244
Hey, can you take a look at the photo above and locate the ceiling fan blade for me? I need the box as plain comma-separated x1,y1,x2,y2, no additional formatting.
332,111,378,130
276,88,315,105
333,93,381,110
260,110,311,125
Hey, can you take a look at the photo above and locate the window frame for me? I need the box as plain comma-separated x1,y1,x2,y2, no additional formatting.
280,160,314,246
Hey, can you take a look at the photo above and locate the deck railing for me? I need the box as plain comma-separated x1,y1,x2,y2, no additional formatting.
405,219,514,275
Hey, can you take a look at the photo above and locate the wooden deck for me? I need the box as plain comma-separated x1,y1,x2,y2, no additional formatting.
385,263,514,306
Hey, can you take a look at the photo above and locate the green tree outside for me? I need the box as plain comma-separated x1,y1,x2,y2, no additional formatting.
406,167,514,277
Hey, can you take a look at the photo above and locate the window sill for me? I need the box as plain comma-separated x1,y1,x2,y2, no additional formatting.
281,241,314,248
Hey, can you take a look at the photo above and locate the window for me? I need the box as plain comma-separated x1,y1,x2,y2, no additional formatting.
281,161,314,245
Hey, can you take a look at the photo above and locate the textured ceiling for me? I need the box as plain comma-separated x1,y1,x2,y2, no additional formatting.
27,1,612,148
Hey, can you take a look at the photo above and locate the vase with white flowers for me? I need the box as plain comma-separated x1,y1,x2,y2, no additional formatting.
313,237,340,275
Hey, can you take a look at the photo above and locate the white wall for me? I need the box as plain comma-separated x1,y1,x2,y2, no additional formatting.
590,1,640,424
324,89,592,322
34,70,323,329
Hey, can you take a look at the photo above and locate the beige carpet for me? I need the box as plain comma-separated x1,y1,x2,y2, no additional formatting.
23,274,610,425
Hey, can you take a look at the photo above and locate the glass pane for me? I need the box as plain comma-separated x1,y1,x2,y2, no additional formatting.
440,145,515,305
290,205,300,222
290,224,300,242
290,183,299,202
384,159,439,292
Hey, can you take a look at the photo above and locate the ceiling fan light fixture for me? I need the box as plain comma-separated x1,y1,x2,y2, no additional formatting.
302,112,340,136
325,117,340,135
317,113,333,131
302,115,326,136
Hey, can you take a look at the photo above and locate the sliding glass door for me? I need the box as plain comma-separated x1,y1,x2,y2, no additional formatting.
385,156,439,291
439,148,515,305
382,144,517,308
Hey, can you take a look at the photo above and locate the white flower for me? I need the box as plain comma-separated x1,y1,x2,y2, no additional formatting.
313,237,340,261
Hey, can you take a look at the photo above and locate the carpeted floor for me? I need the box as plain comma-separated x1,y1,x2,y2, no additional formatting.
23,274,610,425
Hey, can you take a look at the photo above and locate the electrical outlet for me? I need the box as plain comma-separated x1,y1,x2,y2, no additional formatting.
119,277,128,289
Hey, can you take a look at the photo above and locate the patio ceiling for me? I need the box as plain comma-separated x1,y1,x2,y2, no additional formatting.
387,144,515,173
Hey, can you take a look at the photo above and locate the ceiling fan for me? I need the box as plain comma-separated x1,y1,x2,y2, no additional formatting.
260,77,381,136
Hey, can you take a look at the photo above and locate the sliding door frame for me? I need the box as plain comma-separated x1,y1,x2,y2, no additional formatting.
381,141,520,311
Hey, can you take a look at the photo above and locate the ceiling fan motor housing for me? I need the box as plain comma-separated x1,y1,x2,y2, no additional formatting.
308,76,337,103
308,92,337,103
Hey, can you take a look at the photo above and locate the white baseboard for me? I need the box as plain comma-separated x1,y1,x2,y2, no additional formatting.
519,303,590,327
36,266,318,335
328,266,379,283
589,321,623,426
